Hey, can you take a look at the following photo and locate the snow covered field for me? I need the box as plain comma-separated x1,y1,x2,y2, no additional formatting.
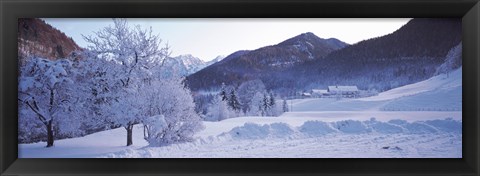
19,115,462,158
19,68,462,158
19,125,148,158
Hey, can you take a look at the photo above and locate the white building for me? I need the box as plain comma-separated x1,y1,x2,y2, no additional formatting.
327,86,360,98
302,92,312,98
311,89,329,98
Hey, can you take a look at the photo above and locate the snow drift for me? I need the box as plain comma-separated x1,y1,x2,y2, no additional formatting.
99,117,461,158
222,118,461,141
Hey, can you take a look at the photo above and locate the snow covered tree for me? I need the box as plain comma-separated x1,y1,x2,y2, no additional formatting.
228,89,241,112
142,115,167,143
249,92,265,116
436,43,462,78
73,53,117,133
206,94,232,121
82,18,169,146
220,82,228,101
18,100,46,143
141,78,203,146
266,92,279,116
18,58,77,147
237,79,267,113
192,94,214,116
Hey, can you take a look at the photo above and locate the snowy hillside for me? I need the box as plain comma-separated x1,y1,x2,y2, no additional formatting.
289,67,461,112
360,67,461,102
367,67,461,111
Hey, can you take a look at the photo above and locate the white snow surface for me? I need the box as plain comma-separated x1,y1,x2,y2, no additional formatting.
103,116,461,158
289,68,461,112
19,113,462,158
360,67,462,101
19,125,148,158
19,68,462,158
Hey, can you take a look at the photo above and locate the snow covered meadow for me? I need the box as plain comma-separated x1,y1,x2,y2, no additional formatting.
19,67,462,158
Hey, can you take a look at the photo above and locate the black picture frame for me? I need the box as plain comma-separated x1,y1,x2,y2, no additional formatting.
1,0,479,175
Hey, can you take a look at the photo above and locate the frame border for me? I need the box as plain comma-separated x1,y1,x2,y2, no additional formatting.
1,0,479,175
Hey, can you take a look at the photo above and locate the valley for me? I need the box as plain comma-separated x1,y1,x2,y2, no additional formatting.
19,67,462,158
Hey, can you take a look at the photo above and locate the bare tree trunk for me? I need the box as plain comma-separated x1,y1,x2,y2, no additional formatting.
46,121,54,147
46,88,55,147
143,125,147,139
126,125,133,146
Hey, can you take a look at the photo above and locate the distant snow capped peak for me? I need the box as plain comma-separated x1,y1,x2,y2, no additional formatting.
159,54,226,77
212,55,225,61
206,55,226,65
300,32,316,37
169,54,203,75
174,54,204,67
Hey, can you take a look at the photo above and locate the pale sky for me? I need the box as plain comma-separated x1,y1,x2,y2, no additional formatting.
43,18,411,61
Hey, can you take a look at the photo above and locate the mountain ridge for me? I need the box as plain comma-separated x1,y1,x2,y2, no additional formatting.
282,18,462,93
187,18,461,96
187,32,349,91
18,18,82,64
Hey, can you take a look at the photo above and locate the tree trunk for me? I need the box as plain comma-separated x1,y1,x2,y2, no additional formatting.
46,121,54,147
143,125,147,139
126,125,133,146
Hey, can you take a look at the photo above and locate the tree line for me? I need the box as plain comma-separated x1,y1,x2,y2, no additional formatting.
18,19,203,147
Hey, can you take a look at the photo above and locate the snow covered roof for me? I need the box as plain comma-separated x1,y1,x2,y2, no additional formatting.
311,89,328,94
328,86,359,92
302,92,312,96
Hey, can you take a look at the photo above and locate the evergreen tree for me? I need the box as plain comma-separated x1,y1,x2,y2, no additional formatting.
228,89,241,112
282,99,289,112
269,92,276,107
220,82,228,101
262,93,270,116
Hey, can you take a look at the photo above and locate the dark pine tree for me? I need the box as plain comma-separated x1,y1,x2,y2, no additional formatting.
262,93,270,116
282,99,289,112
229,89,241,111
220,82,228,101
269,92,276,107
